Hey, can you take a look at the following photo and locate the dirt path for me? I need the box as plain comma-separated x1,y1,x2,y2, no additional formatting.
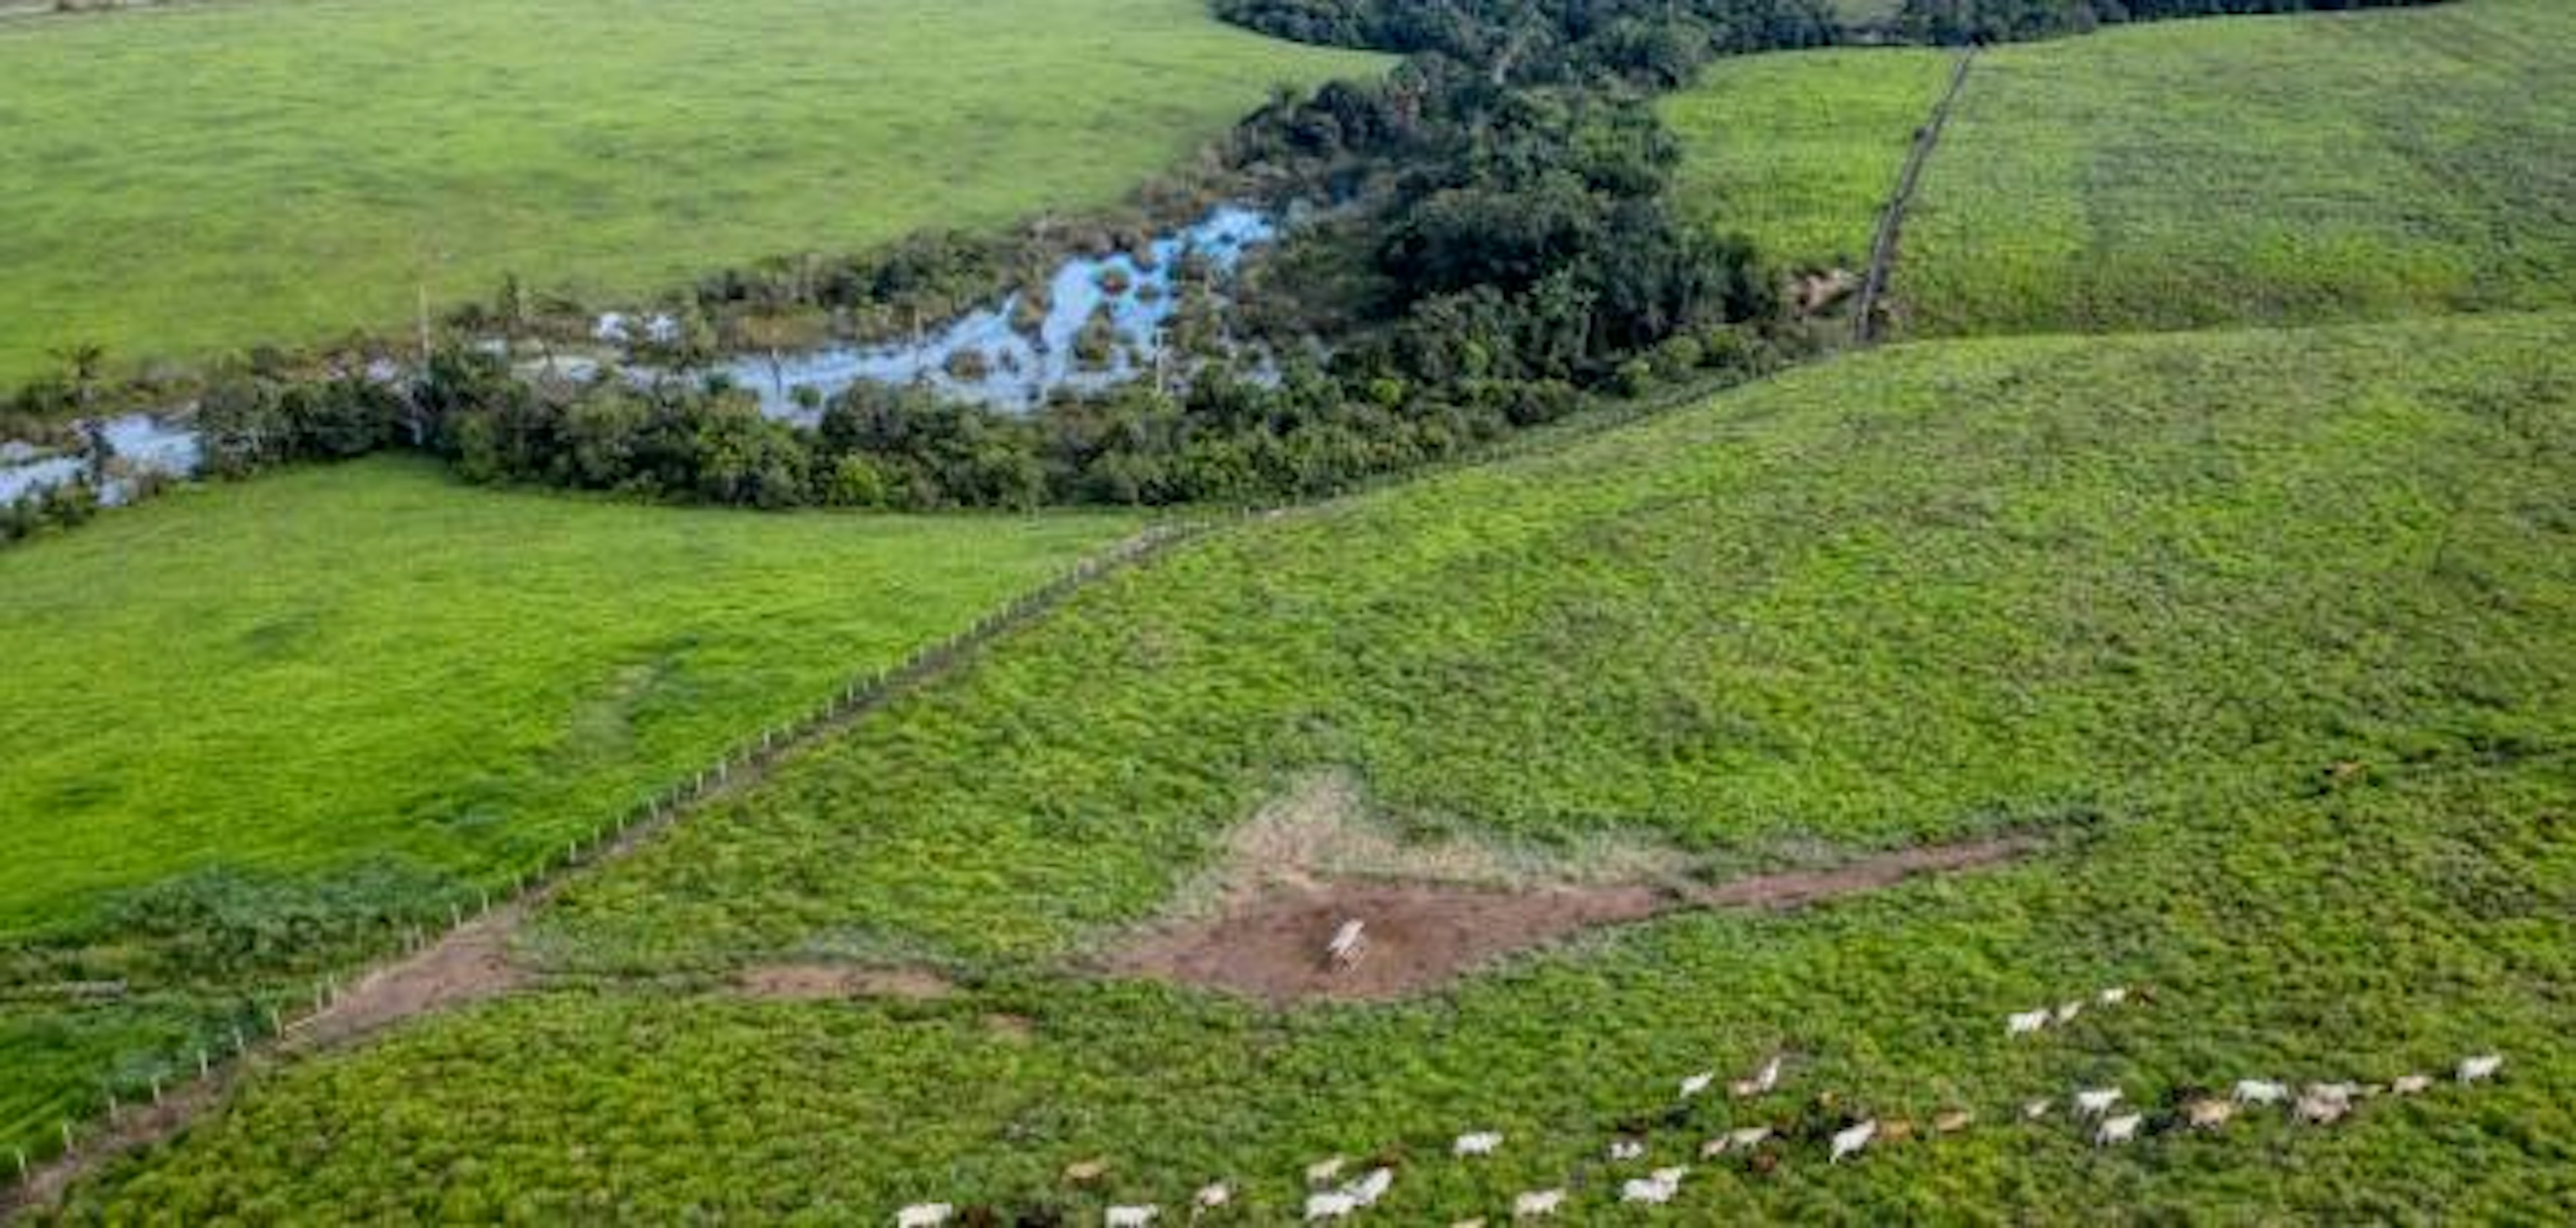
1,524,1197,1221
1111,834,2036,1004
1853,48,1978,344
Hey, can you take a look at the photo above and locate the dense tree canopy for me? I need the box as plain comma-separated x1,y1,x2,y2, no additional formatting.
1892,0,2448,42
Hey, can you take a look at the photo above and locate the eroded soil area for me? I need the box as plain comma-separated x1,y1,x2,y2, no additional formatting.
1108,772,2035,1004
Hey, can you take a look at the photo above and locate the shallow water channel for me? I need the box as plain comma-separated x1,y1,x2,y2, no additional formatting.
2,207,1281,508
0,414,201,506
700,204,1278,421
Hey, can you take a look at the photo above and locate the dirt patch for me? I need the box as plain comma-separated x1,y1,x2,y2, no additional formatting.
1112,881,1669,1003
289,906,528,1048
735,964,957,1002
1793,268,1862,316
1108,773,2035,1004
1686,837,2034,909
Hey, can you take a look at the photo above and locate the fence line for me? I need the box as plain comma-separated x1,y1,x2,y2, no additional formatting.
5,521,1202,1205
1853,47,1978,345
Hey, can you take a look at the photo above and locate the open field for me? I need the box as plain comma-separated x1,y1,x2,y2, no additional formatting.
1903,0,2576,334
1661,0,2576,333
50,312,2575,1219
1665,46,1953,272
0,0,1379,386
0,458,1135,1159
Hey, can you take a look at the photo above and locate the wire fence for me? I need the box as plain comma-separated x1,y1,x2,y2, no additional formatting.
1853,47,1978,345
6,520,1204,1201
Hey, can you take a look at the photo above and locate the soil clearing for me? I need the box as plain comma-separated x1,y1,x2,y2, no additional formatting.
1108,772,2036,1004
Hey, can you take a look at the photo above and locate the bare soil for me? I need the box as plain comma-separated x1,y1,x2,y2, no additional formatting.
1108,774,2035,1003
1111,881,1670,1003
289,907,529,1048
1684,836,2034,909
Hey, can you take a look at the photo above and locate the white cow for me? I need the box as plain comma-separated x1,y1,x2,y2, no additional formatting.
2458,1054,2504,1084
1606,1138,1646,1162
1680,1071,1715,1099
2094,1114,2143,1146
1105,1207,1158,1228
2232,1079,2288,1106
1621,1169,1684,1205
1733,1056,1784,1097
1511,1188,1566,1219
2074,1088,2123,1118
2097,986,2129,1007
2392,1074,2432,1097
896,1205,953,1228
2007,1009,2050,1038
1718,1125,1774,1155
1304,1192,1358,1221
2054,1001,2085,1025
1454,1131,1504,1158
2295,1089,2351,1125
1305,1156,1348,1186
1829,1120,1878,1164
1344,1168,1394,1208
1326,919,1368,969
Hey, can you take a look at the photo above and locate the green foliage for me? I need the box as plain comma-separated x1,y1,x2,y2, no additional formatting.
1897,0,2447,43
52,312,2575,1219
0,0,1379,384
1664,46,1959,270
0,458,1136,1158
0,458,1132,942
530,311,2576,970
1659,1,2576,335
1900,0,2576,333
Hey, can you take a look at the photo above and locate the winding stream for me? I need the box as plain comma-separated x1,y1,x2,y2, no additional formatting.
2,205,1281,507
702,205,1277,421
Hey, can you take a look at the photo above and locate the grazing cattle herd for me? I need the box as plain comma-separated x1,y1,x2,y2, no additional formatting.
886,983,2509,1223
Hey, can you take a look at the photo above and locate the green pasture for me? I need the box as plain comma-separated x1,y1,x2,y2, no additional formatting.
0,0,1378,386
56,312,2572,1218
1665,46,1953,271
0,459,1133,1157
1900,0,2576,334
0,460,1133,939
1660,0,2576,335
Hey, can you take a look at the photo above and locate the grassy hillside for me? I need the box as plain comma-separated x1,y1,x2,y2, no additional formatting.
1662,0,2576,333
0,461,1134,939
55,313,2574,1220
0,0,1378,385
1665,46,1953,272
0,459,1134,1159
